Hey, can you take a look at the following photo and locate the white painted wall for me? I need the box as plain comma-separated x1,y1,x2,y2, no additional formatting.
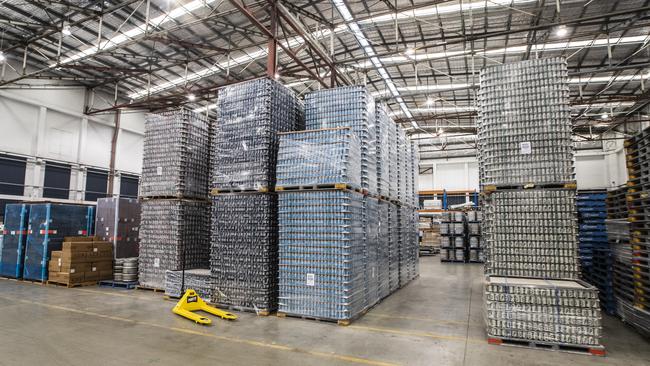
419,144,627,192
0,84,145,202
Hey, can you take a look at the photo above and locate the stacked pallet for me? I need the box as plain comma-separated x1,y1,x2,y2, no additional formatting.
276,128,361,189
477,57,603,352
23,203,95,282
210,78,300,314
304,86,377,195
48,237,113,287
621,128,650,336
95,197,141,259
276,86,418,324
211,78,300,192
439,211,484,263
165,269,212,300
0,204,30,278
139,108,211,290
577,190,615,314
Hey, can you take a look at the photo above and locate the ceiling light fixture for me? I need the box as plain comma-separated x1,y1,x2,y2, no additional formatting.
187,94,196,101
555,25,568,37
62,22,72,36
601,113,609,120
0,51,5,63
274,72,280,80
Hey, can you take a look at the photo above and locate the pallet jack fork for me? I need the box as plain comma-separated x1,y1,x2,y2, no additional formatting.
172,289,237,325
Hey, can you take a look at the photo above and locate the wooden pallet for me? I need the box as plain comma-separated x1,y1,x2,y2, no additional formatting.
483,181,577,193
46,280,97,288
487,337,606,356
210,187,269,195
275,183,366,195
276,312,355,326
135,285,164,293
98,280,137,289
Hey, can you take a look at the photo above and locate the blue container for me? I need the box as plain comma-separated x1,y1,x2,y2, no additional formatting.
0,204,30,278
23,203,95,281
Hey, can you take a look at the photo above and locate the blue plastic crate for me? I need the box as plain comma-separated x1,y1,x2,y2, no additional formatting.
23,203,94,281
0,204,30,278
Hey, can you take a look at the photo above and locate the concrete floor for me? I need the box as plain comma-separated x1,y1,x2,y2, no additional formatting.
0,258,648,366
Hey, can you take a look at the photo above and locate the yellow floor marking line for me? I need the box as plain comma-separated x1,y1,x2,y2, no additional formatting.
348,324,484,344
0,294,398,366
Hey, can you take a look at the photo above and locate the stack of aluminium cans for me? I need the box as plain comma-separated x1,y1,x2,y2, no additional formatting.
138,108,211,290
210,78,300,313
278,190,367,321
387,115,398,200
304,86,377,195
485,277,602,347
377,201,390,299
164,268,212,300
477,57,574,186
276,127,361,188
375,103,391,197
483,190,580,279
140,108,210,199
478,58,602,349
387,204,400,292
138,199,209,289
210,193,278,312
211,78,300,192
364,196,380,306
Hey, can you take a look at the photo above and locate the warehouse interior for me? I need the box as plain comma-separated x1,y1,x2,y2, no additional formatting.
1,1,650,365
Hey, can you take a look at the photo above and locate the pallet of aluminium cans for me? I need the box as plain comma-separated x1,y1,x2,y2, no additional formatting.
484,276,603,350
276,128,362,189
23,203,95,281
0,204,30,278
387,202,400,292
304,86,377,195
164,269,212,300
140,108,210,199
363,196,380,306
212,78,299,192
138,199,209,289
477,57,575,187
483,189,580,279
375,103,391,198
278,189,367,323
95,197,141,258
210,193,278,313
377,200,390,299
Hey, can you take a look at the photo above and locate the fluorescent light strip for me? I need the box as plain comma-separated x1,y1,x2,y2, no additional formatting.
359,0,536,24
355,35,650,68
333,0,413,121
59,0,218,65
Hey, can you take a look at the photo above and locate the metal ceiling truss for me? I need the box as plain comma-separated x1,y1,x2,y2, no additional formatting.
0,0,647,140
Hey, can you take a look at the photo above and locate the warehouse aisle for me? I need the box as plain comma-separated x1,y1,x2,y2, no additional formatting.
0,258,648,366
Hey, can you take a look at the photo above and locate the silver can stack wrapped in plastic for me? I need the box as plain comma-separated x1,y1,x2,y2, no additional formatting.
478,58,603,350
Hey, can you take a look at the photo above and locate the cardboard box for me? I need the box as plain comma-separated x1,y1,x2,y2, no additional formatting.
49,272,85,284
63,236,100,242
99,270,113,281
84,271,100,281
90,261,112,272
93,242,113,252
62,241,94,252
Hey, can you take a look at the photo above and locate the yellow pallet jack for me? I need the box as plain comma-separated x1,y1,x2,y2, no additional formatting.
171,249,237,325
173,289,237,325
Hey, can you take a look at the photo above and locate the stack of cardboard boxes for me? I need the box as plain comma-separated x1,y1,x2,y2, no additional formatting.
48,237,113,286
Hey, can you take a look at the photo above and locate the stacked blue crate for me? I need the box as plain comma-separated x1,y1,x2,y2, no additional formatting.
0,204,30,278
577,190,615,314
278,190,367,321
23,203,95,281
